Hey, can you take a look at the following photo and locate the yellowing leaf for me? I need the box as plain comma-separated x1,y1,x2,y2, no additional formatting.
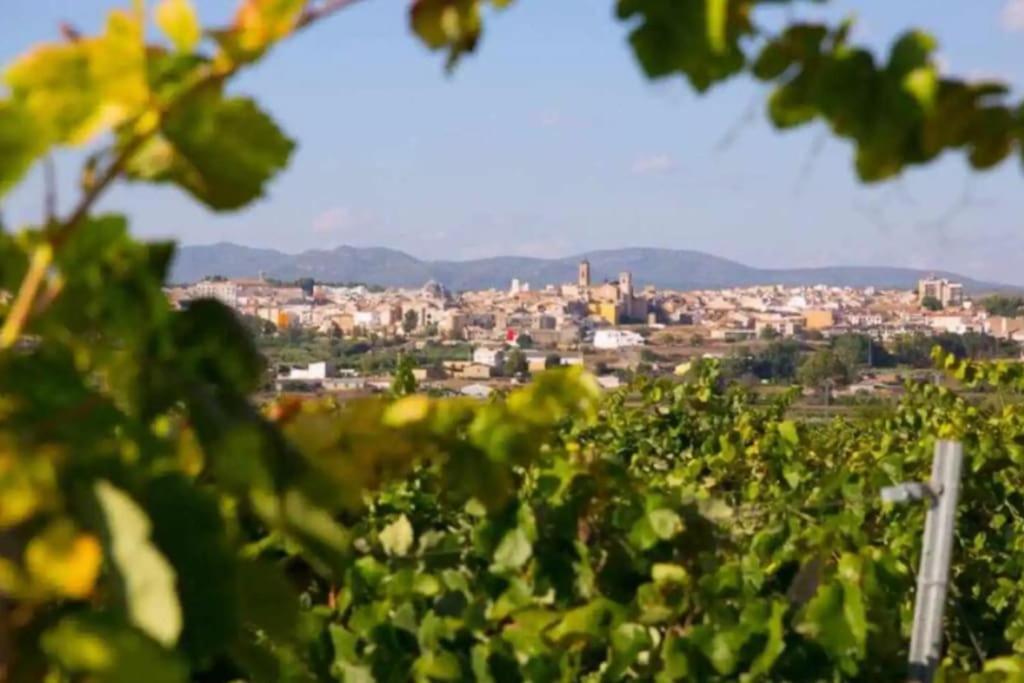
383,395,431,426
652,563,690,585
42,615,189,683
4,9,148,146
0,448,57,527
156,0,202,53
778,420,799,445
903,67,938,111
234,0,306,55
379,514,414,557
95,480,182,647
25,523,101,599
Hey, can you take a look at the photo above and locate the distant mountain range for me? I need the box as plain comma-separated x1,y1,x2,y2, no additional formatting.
168,243,1015,293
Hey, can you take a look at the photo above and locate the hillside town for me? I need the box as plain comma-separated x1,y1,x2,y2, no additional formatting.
166,263,1022,398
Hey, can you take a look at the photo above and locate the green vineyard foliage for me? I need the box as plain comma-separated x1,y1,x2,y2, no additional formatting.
1,1,1024,681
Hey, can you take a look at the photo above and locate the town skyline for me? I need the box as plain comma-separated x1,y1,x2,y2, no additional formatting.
168,241,1022,292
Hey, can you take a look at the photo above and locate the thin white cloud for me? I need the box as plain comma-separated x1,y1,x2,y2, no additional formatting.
1002,0,1024,31
312,206,375,235
631,154,677,176
537,110,564,128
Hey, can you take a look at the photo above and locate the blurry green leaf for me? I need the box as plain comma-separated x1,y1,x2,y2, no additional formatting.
171,298,266,394
4,9,148,145
652,563,689,585
42,614,188,683
233,0,306,55
491,527,533,573
236,559,300,643
796,557,867,667
902,67,937,111
648,509,683,539
410,0,483,69
0,100,46,197
156,0,202,53
692,625,747,675
631,508,683,551
618,0,749,91
887,30,937,77
379,514,414,557
748,600,787,677
778,420,799,445
126,87,294,210
143,474,238,661
705,0,727,54
95,480,183,647
548,599,620,643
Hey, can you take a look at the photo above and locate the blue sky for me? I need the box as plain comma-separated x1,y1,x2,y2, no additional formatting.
3,1,1024,283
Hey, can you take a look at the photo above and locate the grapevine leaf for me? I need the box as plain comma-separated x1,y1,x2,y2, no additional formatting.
778,420,799,445
125,88,294,210
234,0,306,55
41,614,189,683
143,474,239,662
0,100,46,198
94,480,183,648
379,514,415,557
24,522,102,600
491,527,533,573
156,0,202,53
4,9,148,146
410,0,483,70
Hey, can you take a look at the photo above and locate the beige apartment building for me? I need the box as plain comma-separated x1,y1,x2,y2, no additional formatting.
917,277,963,307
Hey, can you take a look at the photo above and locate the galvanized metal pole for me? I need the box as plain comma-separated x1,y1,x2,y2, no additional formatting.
907,440,963,683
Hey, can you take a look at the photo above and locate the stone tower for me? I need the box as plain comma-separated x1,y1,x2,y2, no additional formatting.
578,259,591,289
618,271,633,299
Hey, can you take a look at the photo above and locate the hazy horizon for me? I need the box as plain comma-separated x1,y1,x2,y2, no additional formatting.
173,240,1001,277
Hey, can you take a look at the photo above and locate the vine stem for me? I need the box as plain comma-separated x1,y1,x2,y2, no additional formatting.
0,0,366,351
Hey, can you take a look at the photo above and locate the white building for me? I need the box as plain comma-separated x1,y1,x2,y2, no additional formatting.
278,362,333,381
473,347,506,367
593,329,645,350
192,280,238,306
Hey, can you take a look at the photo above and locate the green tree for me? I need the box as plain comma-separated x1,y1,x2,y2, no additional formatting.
833,333,893,369
391,353,417,396
751,340,802,382
981,295,1024,317
759,325,780,340
402,309,418,334
503,347,528,377
241,313,275,337
921,295,943,311
798,348,853,388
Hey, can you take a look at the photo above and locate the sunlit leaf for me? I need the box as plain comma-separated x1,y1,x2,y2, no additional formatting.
156,0,202,53
95,480,183,647
0,100,46,197
41,614,188,683
125,87,294,210
379,514,415,557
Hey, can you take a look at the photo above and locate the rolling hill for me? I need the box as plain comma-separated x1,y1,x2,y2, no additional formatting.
168,244,1013,293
